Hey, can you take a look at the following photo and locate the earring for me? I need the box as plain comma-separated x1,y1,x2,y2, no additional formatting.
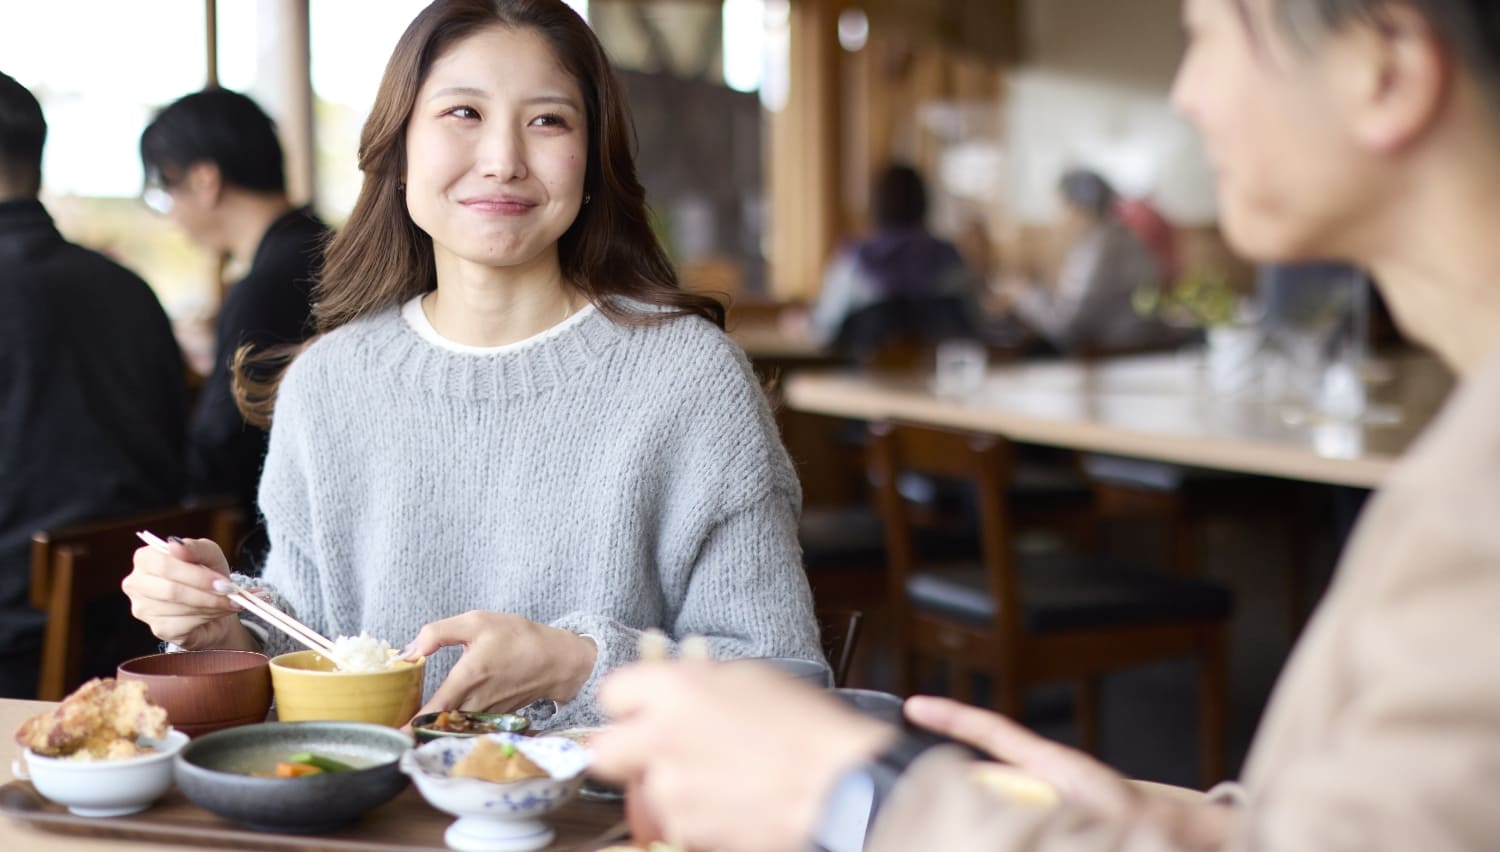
583,193,591,206
397,181,406,192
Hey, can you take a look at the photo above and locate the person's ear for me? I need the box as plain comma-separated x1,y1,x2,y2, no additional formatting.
1329,3,1449,153
183,161,224,206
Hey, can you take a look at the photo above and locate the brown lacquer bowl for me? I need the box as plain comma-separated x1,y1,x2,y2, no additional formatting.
117,649,272,737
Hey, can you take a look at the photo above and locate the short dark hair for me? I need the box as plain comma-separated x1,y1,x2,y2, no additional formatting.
1058,168,1118,220
140,88,285,193
0,71,46,196
1261,1,1500,113
872,164,927,229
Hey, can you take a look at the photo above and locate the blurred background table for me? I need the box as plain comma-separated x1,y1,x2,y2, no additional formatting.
784,351,1452,488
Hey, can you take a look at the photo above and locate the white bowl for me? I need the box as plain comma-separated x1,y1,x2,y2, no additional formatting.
14,729,189,817
400,732,591,852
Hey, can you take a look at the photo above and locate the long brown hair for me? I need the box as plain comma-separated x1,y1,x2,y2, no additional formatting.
234,0,724,426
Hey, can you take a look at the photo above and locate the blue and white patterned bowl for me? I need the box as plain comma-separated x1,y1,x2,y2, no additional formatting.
400,733,591,852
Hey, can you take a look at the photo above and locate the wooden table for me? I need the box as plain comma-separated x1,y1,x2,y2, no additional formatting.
0,699,624,851
784,351,1453,488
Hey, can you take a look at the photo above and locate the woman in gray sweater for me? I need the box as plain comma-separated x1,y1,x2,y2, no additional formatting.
122,0,823,730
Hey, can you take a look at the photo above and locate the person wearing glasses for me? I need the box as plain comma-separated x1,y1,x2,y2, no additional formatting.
0,71,186,696
590,0,1500,850
140,88,327,569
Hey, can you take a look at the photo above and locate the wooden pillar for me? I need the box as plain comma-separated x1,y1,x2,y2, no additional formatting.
205,0,219,87
767,0,842,301
262,0,316,207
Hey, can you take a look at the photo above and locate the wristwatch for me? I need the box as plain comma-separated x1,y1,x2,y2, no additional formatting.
811,736,935,852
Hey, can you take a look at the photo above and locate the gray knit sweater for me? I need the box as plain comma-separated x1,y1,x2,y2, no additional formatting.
236,299,823,729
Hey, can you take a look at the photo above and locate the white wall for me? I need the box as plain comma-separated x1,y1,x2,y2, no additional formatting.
1003,0,1219,225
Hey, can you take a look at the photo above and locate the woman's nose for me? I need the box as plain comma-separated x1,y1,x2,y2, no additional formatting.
478,125,528,181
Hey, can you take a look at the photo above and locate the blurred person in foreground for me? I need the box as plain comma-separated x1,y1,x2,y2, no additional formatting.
140,88,326,569
592,0,1500,849
0,72,186,696
998,168,1183,356
806,163,984,358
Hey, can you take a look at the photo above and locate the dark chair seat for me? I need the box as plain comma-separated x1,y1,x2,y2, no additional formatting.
1009,460,1094,508
907,553,1231,633
800,506,887,570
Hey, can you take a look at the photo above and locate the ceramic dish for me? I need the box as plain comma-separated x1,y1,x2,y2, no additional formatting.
268,649,425,728
410,710,529,743
174,720,412,833
401,732,591,852
15,729,189,817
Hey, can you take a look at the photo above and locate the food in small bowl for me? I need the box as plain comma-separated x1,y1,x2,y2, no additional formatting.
13,678,188,816
401,732,591,852
268,649,425,727
117,649,271,737
174,720,412,833
411,709,529,743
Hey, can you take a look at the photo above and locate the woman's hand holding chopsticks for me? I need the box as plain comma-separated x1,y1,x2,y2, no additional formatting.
121,535,261,651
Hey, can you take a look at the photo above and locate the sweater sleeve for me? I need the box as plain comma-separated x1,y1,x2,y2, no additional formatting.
230,355,326,658
544,485,823,730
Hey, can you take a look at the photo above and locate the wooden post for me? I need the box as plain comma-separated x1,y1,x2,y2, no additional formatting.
268,0,316,207
767,0,843,301
205,0,219,87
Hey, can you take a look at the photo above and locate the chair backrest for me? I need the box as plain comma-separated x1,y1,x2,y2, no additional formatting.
835,295,979,367
868,421,1024,639
815,607,864,688
30,501,241,700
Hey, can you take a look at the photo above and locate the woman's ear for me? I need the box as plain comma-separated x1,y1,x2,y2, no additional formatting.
1329,3,1450,153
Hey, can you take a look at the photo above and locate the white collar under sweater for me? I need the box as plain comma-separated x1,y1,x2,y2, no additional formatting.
400,293,599,356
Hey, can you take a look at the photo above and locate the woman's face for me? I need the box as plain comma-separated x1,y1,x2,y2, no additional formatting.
1171,0,1373,262
403,24,589,276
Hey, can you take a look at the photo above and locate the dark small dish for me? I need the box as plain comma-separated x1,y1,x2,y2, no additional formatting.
835,688,905,726
728,656,833,688
410,710,529,743
175,721,411,833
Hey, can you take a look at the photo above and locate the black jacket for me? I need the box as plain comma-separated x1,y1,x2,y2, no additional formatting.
188,207,324,565
0,199,187,660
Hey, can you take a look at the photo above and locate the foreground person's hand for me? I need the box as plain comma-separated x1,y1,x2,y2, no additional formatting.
121,537,255,650
591,662,898,852
904,695,1141,819
406,611,597,716
906,696,1233,847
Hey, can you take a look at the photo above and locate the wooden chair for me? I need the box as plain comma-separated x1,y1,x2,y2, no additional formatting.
870,421,1233,785
815,607,864,688
30,502,242,700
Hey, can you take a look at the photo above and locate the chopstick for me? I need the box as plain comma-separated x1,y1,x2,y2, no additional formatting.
135,529,337,657
634,629,707,852
636,629,712,663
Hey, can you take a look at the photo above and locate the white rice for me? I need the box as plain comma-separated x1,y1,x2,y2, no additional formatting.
328,633,398,673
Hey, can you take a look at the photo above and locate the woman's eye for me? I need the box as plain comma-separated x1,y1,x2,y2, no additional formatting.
530,114,569,129
444,106,480,120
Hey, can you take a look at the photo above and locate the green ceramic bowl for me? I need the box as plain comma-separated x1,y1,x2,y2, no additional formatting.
410,710,529,743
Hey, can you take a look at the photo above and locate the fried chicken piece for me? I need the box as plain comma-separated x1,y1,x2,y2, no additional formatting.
15,678,168,759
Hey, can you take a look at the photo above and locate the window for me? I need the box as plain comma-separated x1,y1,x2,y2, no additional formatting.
2,0,212,315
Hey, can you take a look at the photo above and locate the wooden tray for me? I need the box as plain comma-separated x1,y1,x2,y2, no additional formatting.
0,781,627,851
